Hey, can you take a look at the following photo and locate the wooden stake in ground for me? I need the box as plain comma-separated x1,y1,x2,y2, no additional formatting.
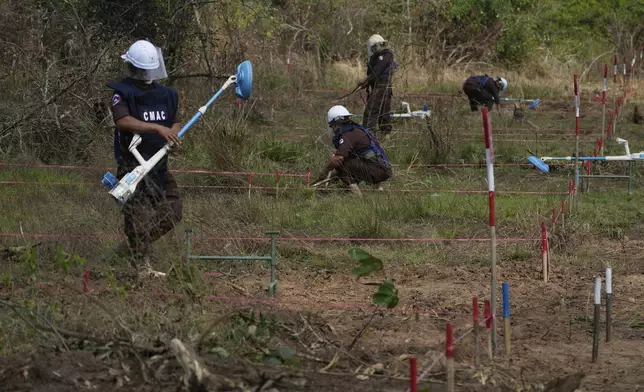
484,300,492,360
592,277,601,363
481,107,497,356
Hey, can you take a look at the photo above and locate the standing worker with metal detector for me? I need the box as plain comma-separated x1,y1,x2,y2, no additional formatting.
357,34,398,140
462,74,508,112
103,40,253,278
312,105,392,196
107,40,182,278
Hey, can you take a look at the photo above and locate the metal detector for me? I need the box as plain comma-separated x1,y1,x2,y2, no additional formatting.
527,138,644,174
102,61,253,204
500,97,542,110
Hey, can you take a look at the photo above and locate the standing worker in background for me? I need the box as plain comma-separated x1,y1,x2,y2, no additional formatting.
314,105,392,196
357,34,398,139
107,39,183,278
462,75,508,112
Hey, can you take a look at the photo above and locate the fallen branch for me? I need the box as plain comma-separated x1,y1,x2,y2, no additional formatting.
170,338,238,391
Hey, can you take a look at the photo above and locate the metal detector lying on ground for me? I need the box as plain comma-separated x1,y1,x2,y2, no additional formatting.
351,101,431,120
527,138,644,174
102,61,254,204
500,97,542,110
390,102,431,119
527,138,640,194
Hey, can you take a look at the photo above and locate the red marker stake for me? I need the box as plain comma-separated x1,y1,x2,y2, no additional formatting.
484,300,492,359
409,356,417,392
573,73,580,210
446,323,454,392
552,207,557,226
473,296,480,368
541,222,548,282
83,270,89,293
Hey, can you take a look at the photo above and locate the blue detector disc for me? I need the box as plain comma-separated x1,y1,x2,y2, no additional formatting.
528,155,549,173
235,60,253,100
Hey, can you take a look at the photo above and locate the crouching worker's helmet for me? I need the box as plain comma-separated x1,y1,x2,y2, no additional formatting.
496,77,508,92
121,40,168,83
326,105,353,139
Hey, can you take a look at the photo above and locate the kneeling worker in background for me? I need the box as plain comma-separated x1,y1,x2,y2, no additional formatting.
462,75,508,112
314,105,392,196
107,39,183,278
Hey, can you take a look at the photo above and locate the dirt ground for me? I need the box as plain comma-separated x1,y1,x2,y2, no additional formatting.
1,237,643,391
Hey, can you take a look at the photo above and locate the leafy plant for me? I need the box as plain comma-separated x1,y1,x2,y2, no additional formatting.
347,248,400,350
349,248,383,278
54,244,86,273
372,280,399,309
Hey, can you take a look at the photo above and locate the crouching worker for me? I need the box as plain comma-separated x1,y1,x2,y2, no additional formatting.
107,39,183,278
314,105,392,196
462,75,508,112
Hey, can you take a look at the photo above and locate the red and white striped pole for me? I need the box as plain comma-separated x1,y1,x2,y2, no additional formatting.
573,73,580,209
632,49,636,90
601,64,607,151
482,107,497,356
286,49,291,73
623,56,627,88
613,55,618,83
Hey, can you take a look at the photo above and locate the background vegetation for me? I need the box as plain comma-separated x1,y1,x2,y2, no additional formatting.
0,0,642,163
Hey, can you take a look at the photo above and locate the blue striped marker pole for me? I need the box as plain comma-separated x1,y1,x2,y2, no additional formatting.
502,282,510,355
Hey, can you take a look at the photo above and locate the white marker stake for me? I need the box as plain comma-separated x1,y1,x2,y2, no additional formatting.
592,277,601,363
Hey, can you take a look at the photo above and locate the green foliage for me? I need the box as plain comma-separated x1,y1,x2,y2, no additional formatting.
372,280,399,309
349,248,384,278
348,248,399,309
107,271,127,300
53,244,86,273
21,247,37,277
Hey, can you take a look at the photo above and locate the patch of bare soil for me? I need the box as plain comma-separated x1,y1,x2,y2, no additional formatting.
1,239,643,391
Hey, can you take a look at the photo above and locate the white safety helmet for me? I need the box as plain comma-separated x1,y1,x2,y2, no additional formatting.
366,34,386,57
327,105,353,124
121,40,168,82
497,77,508,91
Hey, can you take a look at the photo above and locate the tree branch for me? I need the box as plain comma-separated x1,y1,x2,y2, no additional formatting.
0,44,114,137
